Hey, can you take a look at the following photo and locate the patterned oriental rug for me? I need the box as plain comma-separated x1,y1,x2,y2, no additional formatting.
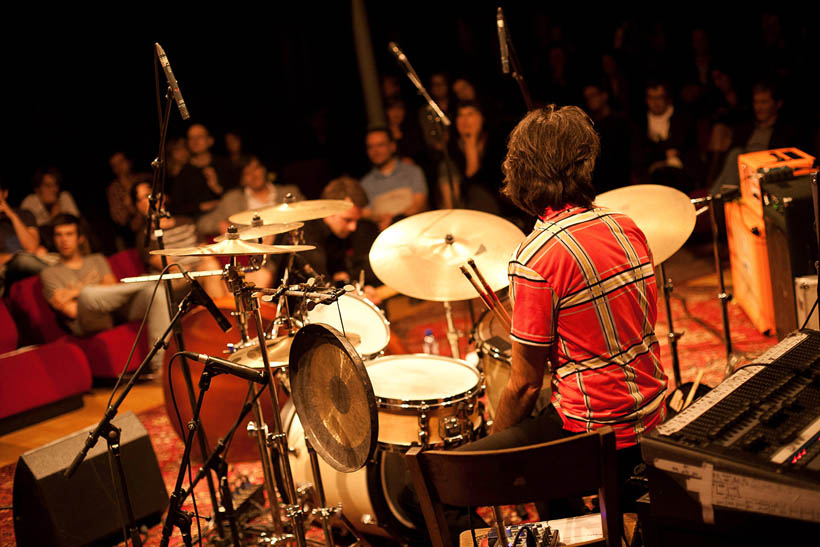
0,283,777,546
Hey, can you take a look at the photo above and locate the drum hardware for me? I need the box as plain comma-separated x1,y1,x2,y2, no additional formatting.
229,198,353,226
596,184,698,388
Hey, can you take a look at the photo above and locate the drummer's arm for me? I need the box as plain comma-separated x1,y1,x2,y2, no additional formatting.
491,341,551,434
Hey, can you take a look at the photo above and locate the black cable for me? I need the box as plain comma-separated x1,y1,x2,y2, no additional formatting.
107,446,129,546
335,297,346,337
106,262,175,409
801,298,818,330
512,524,535,546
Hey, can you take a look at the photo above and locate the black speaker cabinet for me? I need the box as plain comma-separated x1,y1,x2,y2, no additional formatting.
13,411,169,547
763,175,818,340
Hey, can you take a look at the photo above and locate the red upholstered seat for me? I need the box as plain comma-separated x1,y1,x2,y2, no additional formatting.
0,297,18,353
6,257,149,379
0,342,91,421
107,248,145,281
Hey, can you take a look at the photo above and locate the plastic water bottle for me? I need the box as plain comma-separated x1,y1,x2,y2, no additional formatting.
422,328,439,355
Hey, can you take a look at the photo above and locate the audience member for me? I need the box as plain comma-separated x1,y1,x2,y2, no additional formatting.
40,214,171,372
197,156,303,238
166,136,190,180
583,83,633,192
0,179,54,292
107,152,149,249
386,99,423,165
360,128,428,231
21,168,81,227
632,81,700,192
169,124,238,218
418,72,453,155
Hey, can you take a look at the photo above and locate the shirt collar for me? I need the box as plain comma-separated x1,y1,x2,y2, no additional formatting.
538,204,582,222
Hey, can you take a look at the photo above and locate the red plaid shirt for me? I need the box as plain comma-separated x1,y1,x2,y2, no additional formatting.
509,205,668,448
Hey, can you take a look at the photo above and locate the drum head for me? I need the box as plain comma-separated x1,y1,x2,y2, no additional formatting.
290,323,378,472
307,294,390,358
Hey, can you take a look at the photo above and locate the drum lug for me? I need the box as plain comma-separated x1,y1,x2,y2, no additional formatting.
441,401,472,447
418,403,430,447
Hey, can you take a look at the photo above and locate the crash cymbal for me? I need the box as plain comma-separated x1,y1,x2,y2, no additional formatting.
213,221,303,242
229,199,353,225
228,336,294,369
150,227,315,257
289,323,377,473
369,209,526,302
595,184,696,264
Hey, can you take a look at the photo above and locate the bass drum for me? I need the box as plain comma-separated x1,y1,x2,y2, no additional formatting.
163,296,288,463
282,401,421,541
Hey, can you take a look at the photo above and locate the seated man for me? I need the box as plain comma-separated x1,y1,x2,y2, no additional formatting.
40,214,170,373
132,181,226,299
197,156,303,238
360,127,428,231
21,168,81,227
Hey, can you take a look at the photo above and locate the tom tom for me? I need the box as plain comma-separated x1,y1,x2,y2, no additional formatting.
306,292,390,359
366,354,484,450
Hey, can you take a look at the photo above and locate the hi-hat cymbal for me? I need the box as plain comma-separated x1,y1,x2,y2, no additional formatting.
213,222,303,242
149,238,315,257
369,209,526,302
595,184,696,264
229,199,353,225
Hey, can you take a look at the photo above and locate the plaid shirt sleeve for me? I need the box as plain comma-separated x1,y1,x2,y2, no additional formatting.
508,260,556,347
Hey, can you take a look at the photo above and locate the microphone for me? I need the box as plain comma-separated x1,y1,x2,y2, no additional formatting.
388,41,408,65
497,8,510,74
182,271,232,332
179,351,267,384
155,43,191,120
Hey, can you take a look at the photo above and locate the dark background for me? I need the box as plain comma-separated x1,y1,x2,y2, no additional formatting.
4,5,819,252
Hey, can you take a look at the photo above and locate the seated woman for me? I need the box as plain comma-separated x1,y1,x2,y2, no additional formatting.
21,168,81,226
438,102,508,216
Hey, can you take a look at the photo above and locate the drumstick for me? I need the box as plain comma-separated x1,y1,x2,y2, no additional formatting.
467,258,512,326
460,265,511,331
682,369,704,410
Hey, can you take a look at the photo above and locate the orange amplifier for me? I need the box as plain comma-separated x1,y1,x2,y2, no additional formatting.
725,197,775,335
737,147,815,217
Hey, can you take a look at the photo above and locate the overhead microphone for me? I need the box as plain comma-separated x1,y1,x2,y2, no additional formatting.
179,351,267,384
497,7,510,74
155,42,190,120
182,270,232,332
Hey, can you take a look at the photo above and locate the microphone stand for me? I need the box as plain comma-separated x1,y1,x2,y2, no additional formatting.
63,285,201,546
497,7,534,110
389,42,461,209
146,80,226,539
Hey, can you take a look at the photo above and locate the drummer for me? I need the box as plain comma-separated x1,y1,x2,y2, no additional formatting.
459,106,668,507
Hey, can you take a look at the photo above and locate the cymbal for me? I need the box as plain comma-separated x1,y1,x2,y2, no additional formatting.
289,323,377,473
228,336,294,369
595,184,696,264
213,222,303,242
229,199,353,225
369,209,526,302
149,236,315,257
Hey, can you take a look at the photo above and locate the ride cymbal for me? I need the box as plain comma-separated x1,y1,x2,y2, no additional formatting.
595,184,696,264
229,199,353,225
369,209,525,302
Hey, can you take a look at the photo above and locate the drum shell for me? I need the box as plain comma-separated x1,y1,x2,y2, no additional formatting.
162,297,287,463
367,354,484,450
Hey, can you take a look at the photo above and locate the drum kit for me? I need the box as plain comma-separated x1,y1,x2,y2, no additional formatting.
121,184,707,545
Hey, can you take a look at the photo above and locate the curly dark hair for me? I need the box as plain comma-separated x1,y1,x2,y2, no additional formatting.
501,105,600,216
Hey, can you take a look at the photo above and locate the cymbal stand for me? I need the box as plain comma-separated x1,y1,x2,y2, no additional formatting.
224,262,292,545
659,262,682,387
246,283,308,547
305,437,371,547
443,301,461,359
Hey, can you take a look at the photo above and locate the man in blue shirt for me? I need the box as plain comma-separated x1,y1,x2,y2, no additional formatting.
360,128,428,231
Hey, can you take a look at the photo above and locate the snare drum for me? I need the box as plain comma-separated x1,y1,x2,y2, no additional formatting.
474,302,551,419
282,402,420,540
306,293,390,359
366,354,484,450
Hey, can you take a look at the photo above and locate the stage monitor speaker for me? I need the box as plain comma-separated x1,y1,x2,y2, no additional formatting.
763,174,817,339
13,411,169,547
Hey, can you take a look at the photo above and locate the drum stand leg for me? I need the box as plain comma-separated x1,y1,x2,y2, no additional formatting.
660,262,683,387
247,399,286,532
443,301,461,359
305,438,371,547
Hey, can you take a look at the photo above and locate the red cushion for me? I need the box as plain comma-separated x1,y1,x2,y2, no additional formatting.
0,341,91,419
0,300,18,353
74,323,149,378
107,248,145,280
7,276,65,344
